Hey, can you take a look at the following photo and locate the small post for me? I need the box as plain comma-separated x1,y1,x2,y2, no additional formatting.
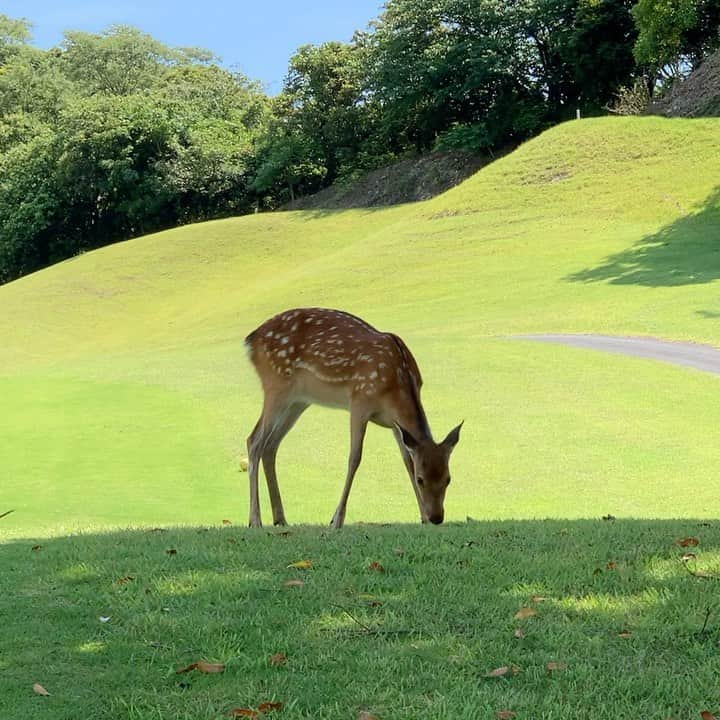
576,108,581,120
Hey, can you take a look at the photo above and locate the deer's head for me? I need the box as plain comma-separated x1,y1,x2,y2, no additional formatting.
397,422,463,524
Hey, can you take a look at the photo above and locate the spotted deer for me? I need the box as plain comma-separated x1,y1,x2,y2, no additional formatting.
244,308,463,528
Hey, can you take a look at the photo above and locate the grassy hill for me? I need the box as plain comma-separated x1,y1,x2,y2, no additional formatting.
4,116,720,720
2,116,720,535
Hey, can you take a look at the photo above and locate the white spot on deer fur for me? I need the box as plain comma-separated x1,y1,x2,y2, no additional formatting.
291,323,298,332
305,317,313,324
266,331,274,338
370,371,378,380
278,350,287,358
281,336,289,344
289,346,294,353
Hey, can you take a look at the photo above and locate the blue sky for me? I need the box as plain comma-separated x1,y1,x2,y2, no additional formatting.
3,1,385,93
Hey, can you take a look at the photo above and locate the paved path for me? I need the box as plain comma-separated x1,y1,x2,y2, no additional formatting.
514,334,720,375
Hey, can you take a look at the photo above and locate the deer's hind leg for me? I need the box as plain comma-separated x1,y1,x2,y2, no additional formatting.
261,402,308,526
247,382,294,528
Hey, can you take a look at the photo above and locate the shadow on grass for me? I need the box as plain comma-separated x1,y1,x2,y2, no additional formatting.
567,187,720,286
2,519,720,719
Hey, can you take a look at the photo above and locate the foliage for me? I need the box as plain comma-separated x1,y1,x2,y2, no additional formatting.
2,3,720,282
633,0,720,87
0,22,268,282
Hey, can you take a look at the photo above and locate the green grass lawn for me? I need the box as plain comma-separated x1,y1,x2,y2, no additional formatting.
4,521,720,719
3,116,720,717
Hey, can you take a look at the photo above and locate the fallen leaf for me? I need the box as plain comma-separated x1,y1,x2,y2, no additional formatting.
258,701,283,712
33,683,50,696
547,661,568,672
176,661,225,674
496,712,517,719
368,561,385,573
531,595,546,603
393,546,405,557
602,514,616,521
287,559,312,569
99,616,111,623
607,561,617,570
283,579,304,588
116,575,135,585
682,552,697,561
514,607,538,620
239,457,249,471
359,712,379,720
166,548,177,555
269,652,287,666
678,537,700,547
31,545,42,551
514,628,525,639
618,631,633,638
701,713,718,720
486,665,521,678
230,710,259,718
222,519,232,525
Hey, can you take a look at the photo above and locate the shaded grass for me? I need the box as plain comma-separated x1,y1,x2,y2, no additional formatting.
3,520,720,719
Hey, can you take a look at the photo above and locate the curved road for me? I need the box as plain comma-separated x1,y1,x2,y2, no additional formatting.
513,334,720,375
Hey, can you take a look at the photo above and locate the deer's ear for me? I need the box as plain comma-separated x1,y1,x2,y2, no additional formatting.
396,423,420,453
441,421,464,452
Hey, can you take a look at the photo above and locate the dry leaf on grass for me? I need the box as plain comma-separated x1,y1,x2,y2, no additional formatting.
547,661,568,672
176,661,226,674
116,576,135,585
701,713,718,720
230,710,259,718
607,561,617,570
486,665,521,678
287,559,312,569
368,561,385,573
33,683,50,696
514,628,525,639
283,579,304,588
514,607,538,620
496,712,517,719
618,631,633,638
359,712,380,720
269,652,287,666
678,537,700,547
222,519,232,525
257,702,283,713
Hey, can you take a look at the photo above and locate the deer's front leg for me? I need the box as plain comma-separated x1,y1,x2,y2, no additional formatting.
331,410,368,529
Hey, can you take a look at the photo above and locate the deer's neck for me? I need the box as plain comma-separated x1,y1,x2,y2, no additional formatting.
395,383,432,442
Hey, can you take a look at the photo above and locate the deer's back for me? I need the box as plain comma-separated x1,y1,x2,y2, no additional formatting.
245,308,422,405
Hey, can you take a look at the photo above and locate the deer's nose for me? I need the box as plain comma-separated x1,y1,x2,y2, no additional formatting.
428,513,444,525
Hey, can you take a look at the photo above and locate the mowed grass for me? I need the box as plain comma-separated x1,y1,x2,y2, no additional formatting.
2,116,720,717
2,116,720,532
4,521,720,719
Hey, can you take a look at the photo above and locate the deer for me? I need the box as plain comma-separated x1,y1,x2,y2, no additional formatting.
244,308,463,529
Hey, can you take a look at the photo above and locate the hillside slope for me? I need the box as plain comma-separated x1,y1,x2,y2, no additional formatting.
2,117,720,534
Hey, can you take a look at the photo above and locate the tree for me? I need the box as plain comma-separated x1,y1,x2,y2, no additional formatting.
633,0,720,88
